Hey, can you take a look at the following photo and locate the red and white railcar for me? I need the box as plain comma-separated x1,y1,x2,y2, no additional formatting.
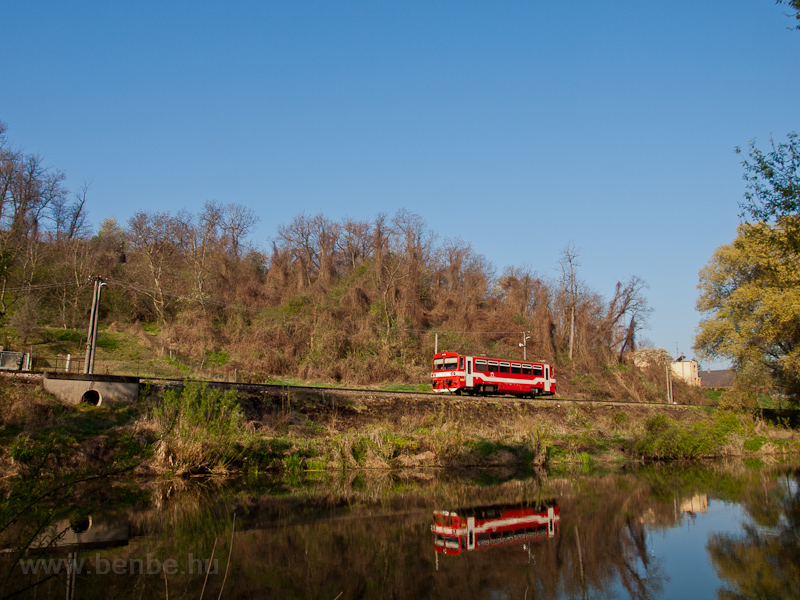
430,351,556,397
431,503,560,556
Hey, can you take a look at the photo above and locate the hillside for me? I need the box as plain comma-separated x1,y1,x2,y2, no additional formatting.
3,322,709,405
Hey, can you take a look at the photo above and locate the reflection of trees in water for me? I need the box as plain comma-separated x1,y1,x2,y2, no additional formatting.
428,472,668,600
4,466,798,599
707,470,800,600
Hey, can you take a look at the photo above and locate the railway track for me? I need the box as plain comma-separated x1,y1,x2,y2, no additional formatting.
137,376,699,408
2,370,702,408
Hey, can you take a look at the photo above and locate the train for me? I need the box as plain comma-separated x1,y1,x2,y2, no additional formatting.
431,502,560,556
430,351,556,397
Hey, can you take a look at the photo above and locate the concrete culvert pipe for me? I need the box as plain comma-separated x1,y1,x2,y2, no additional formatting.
70,516,92,534
81,390,102,406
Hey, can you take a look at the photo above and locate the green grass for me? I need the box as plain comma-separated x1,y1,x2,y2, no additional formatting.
95,335,119,350
744,437,768,452
379,382,431,393
757,394,786,409
633,413,745,459
205,350,229,366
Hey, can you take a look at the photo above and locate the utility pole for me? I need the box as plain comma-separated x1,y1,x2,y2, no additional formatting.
519,331,531,361
84,276,105,374
666,363,674,404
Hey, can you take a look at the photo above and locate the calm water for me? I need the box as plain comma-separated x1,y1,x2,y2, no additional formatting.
2,463,798,599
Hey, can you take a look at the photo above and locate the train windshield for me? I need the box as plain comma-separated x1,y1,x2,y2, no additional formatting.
433,358,444,370
443,357,458,370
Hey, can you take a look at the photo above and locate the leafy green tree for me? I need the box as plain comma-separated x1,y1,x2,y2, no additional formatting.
736,132,799,223
776,0,800,30
695,218,800,401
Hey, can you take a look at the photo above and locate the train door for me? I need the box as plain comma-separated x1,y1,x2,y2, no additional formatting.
545,366,551,393
466,517,476,550
548,506,555,536
466,358,473,389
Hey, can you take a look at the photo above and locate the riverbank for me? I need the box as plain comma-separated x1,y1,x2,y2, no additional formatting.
1,377,798,482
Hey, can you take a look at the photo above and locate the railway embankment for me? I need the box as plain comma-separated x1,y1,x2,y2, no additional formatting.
1,375,799,482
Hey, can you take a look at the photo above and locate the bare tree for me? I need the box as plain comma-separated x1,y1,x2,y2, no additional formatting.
600,276,651,359
277,213,319,288
126,211,183,322
177,202,222,304
336,217,372,271
221,203,258,260
0,128,70,320
390,209,435,325
559,243,580,360
52,181,91,241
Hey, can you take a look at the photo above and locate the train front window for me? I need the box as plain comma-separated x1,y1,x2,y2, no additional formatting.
444,357,458,370
433,358,444,370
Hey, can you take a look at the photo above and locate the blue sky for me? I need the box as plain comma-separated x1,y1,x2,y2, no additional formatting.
3,1,798,367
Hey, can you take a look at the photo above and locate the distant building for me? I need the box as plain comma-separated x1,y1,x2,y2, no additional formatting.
680,495,709,515
699,369,735,389
671,359,701,386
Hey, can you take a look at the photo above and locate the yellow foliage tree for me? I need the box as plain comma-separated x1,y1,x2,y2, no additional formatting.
695,217,800,401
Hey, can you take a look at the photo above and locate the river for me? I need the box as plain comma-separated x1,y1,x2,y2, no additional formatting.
2,461,798,599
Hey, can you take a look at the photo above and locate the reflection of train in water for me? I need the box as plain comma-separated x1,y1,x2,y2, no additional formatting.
431,503,560,556
431,351,556,397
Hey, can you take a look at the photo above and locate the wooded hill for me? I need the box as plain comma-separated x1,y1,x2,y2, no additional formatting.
2,122,684,401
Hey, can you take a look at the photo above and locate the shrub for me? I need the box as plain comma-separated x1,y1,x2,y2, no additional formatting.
149,382,248,475
718,386,759,413
634,413,743,460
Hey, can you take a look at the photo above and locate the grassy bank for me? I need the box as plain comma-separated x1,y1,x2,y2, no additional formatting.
1,377,798,485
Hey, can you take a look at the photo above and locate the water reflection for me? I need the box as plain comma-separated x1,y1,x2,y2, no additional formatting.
28,516,130,553
706,471,800,599
1,464,797,599
431,502,559,556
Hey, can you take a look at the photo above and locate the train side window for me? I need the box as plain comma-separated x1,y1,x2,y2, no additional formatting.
546,367,549,379
460,357,464,369
488,361,498,372
522,364,532,377
533,365,543,376
475,360,487,372
499,362,510,374
511,364,521,374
